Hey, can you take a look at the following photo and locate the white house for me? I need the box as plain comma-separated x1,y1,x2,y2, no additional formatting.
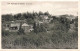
22,23,34,32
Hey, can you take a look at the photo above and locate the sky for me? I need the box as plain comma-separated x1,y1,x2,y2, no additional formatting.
1,1,78,16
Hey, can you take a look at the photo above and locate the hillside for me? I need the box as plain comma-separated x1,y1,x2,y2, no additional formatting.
2,11,78,49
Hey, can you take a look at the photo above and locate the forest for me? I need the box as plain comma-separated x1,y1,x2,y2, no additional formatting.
2,11,78,49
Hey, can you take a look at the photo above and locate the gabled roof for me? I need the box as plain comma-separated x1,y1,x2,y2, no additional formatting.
22,23,29,26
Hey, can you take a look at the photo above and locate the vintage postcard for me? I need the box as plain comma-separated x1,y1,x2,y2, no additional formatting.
0,0,79,51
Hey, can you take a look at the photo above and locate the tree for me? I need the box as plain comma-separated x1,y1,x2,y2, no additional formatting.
44,11,49,15
2,14,14,22
18,23,25,35
59,17,70,31
33,22,46,34
2,29,10,36
27,18,35,24
39,24,46,32
15,13,22,20
23,13,28,19
33,22,38,34
74,16,78,27
39,11,43,15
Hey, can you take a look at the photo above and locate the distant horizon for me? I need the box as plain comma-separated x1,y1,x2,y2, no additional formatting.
2,11,78,16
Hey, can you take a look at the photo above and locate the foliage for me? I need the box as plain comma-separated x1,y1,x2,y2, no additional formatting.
26,18,35,24
74,17,78,27
18,23,25,35
59,17,70,31
2,14,14,23
2,29,10,36
33,22,46,34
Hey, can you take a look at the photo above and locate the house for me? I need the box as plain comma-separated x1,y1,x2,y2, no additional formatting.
3,20,34,32
40,15,49,23
9,21,20,32
21,23,32,32
40,15,49,19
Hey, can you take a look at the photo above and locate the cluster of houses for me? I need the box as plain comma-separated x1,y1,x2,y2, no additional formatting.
3,20,34,32
3,15,53,32
2,14,77,33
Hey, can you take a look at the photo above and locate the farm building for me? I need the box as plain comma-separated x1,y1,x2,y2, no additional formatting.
3,20,34,32
22,23,34,32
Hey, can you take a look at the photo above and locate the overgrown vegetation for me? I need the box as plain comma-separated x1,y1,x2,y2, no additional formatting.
2,11,78,49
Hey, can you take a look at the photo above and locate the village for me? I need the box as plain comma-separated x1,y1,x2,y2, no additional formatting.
2,14,54,33
2,14,77,34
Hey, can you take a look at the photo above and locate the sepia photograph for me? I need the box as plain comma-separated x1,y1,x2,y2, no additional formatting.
1,1,78,49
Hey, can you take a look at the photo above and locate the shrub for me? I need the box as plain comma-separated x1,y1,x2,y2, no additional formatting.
2,29,10,36
18,23,25,35
18,28,25,35
33,23,46,34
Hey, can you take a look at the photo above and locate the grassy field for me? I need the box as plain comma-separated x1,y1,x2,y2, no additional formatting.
2,30,78,49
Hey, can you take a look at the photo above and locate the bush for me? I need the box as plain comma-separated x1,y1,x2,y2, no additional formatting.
33,23,46,34
18,28,25,35
18,23,25,35
2,30,10,36
14,32,50,47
